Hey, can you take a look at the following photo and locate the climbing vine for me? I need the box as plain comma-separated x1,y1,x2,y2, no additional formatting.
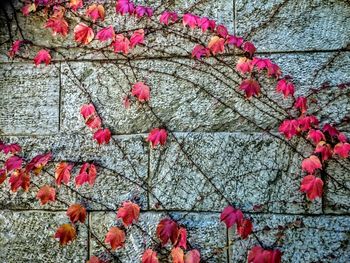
1,0,349,262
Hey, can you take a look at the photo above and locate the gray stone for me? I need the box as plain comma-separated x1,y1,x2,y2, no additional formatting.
149,132,321,213
230,214,350,263
0,134,148,210
90,211,227,262
236,0,350,52
0,210,88,263
0,63,59,135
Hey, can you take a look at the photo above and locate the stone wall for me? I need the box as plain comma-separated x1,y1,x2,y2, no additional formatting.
0,0,349,262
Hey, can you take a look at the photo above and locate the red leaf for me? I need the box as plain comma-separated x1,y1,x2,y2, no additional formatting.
208,36,225,55
93,128,111,144
276,79,295,98
69,0,83,11
135,6,153,18
301,155,322,174
197,17,216,32
216,25,228,38
45,17,69,37
111,34,130,54
34,49,51,66
159,11,178,25
220,205,243,228
248,246,282,263
116,0,134,15
66,203,87,223
36,185,56,205
22,3,36,16
323,124,339,137
117,201,140,226
105,227,125,250
237,218,253,239
26,152,52,175
226,35,243,47
338,133,347,143
55,162,73,186
147,128,168,148
156,218,179,246
5,156,22,171
300,175,323,200
81,104,96,119
183,13,198,29
130,29,144,49
8,40,23,58
1,143,21,154
176,227,187,249
0,169,6,185
75,163,97,187
171,247,184,263
266,62,282,79
55,223,77,245
74,23,94,45
96,26,115,41
252,57,271,71
132,82,150,102
298,115,318,132
294,96,308,114
314,141,333,161
236,57,253,74
87,256,105,263
239,79,261,98
86,4,105,22
191,44,210,60
307,129,325,145
9,169,30,192
334,143,350,158
142,249,159,263
185,249,200,263
242,42,256,57
278,119,299,140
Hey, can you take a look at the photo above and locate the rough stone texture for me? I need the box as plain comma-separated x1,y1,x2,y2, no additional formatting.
236,0,350,52
90,211,227,262
0,63,59,135
0,134,148,210
149,132,321,213
230,214,350,263
0,210,88,262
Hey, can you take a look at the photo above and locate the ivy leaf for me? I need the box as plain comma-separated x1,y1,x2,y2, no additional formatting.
55,162,73,186
96,26,115,42
36,185,56,205
220,205,243,228
334,143,350,158
55,223,77,245
300,175,323,200
185,249,200,263
132,82,150,102
87,256,105,263
86,4,105,22
216,25,228,38
159,11,178,25
1,143,21,155
301,155,322,174
117,201,140,226
191,45,210,60
278,119,299,140
197,17,216,32
26,152,52,175
66,204,87,223
156,218,179,246
81,104,96,119
307,129,325,145
116,0,135,15
247,246,282,263
226,35,243,48
142,249,159,263
276,79,295,98
314,141,333,161
0,169,6,185
208,36,225,55
112,34,130,54
237,218,253,239
294,96,308,115
9,169,30,192
236,57,253,74
69,0,83,11
5,156,23,171
147,128,168,148
175,227,187,249
45,17,69,37
22,3,36,16
130,29,144,48
183,13,199,29
75,163,97,187
242,42,256,57
323,123,339,137
93,128,112,144
74,23,94,45
105,227,125,250
34,49,51,66
8,40,23,58
135,6,153,18
171,247,184,263
239,79,261,98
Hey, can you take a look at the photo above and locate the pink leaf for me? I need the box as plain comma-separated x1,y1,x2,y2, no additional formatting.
131,82,150,102
130,29,144,49
220,205,243,228
147,128,168,148
34,49,51,66
96,26,115,41
93,128,111,144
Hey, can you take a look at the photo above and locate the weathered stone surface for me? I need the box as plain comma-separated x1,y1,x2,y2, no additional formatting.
236,0,350,52
90,211,227,262
230,214,350,263
0,210,88,262
0,63,59,135
149,132,320,213
0,134,148,210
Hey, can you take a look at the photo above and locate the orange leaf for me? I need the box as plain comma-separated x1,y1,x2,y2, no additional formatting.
105,227,125,250
171,247,184,263
208,36,225,55
66,204,87,223
142,249,159,263
36,185,56,205
117,201,140,226
74,23,94,45
55,162,73,186
54,223,77,245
